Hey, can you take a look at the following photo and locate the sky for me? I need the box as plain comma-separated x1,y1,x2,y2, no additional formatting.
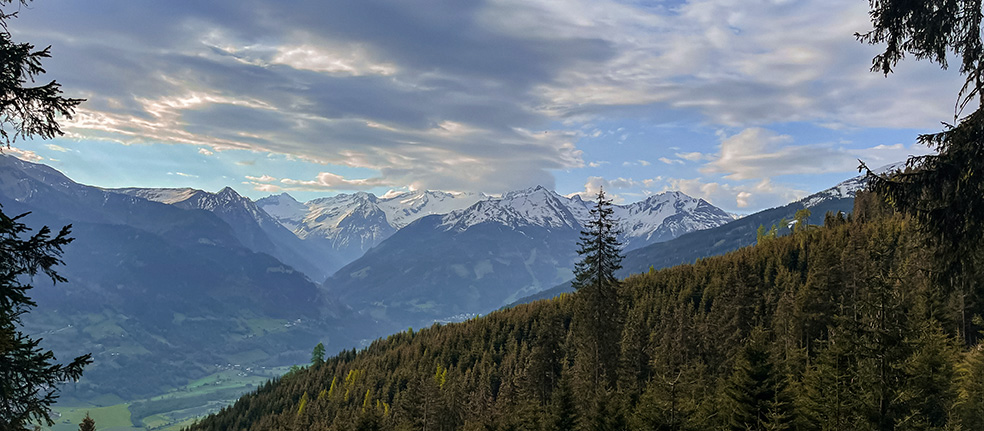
3,0,967,213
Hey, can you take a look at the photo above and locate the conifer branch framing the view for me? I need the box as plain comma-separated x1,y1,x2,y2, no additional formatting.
858,0,984,344
0,0,89,429
0,0,82,145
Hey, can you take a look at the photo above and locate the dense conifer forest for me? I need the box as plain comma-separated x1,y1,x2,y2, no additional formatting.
185,191,984,431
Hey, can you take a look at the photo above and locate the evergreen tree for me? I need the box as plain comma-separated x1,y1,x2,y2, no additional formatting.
955,341,984,429
78,412,95,431
571,187,624,416
721,328,794,431
0,0,82,145
900,320,957,430
0,211,91,428
799,322,864,431
547,371,578,431
857,0,984,344
311,342,326,366
0,2,89,427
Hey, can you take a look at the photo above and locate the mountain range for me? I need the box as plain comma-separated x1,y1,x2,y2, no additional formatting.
255,190,485,275
1,153,872,405
325,185,736,331
0,155,374,400
113,186,334,281
513,173,865,304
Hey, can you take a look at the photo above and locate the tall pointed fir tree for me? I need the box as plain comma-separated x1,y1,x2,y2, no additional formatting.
571,187,624,428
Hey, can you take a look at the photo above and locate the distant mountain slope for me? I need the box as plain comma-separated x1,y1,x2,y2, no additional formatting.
256,190,484,270
513,174,863,305
619,174,863,275
113,186,335,281
326,186,733,332
610,191,736,250
0,156,375,400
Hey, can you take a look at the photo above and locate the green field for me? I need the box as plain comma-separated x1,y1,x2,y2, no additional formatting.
49,404,135,431
47,366,292,431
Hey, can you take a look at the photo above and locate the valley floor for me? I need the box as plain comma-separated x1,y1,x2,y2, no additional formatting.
44,366,292,431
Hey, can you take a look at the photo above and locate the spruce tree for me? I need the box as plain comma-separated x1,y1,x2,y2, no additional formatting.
0,209,91,428
0,2,89,427
311,342,326,366
857,0,984,344
799,322,864,431
0,0,82,145
721,328,794,431
571,187,624,425
78,412,95,431
901,320,957,430
955,342,984,429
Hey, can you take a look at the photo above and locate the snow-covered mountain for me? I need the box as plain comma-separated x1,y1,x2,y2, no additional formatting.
438,185,734,251
440,185,580,231
326,185,734,332
112,186,336,281
256,190,485,264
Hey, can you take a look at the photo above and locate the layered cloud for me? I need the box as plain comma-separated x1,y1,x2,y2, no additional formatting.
11,0,962,201
702,127,932,181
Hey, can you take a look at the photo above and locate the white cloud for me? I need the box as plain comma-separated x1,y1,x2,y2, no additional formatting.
658,157,683,165
167,171,198,178
245,174,277,182
568,176,644,203
45,144,72,153
531,0,964,129
198,148,214,156
663,176,806,210
675,151,706,162
568,175,665,203
270,43,398,76
702,127,933,182
279,172,392,191
5,147,43,162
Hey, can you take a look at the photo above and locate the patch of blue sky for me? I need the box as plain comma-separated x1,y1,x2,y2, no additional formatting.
15,138,386,202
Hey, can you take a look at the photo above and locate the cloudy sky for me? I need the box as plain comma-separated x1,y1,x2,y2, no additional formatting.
5,0,966,212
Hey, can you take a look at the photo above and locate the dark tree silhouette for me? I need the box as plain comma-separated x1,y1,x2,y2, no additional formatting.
0,1,89,428
78,412,95,431
571,187,624,424
0,209,91,428
858,0,984,343
0,0,82,145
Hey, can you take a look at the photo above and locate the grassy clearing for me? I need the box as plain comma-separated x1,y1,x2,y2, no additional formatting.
244,317,287,336
49,404,135,431
83,319,125,340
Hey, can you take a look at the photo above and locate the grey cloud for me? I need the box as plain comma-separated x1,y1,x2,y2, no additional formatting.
10,0,956,196
15,0,605,192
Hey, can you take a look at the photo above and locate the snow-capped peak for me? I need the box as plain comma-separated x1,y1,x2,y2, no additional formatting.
377,189,486,228
438,187,734,248
111,187,201,205
254,193,307,230
441,186,585,232
254,188,483,253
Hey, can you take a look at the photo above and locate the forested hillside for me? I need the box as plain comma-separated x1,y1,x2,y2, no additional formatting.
187,192,984,430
